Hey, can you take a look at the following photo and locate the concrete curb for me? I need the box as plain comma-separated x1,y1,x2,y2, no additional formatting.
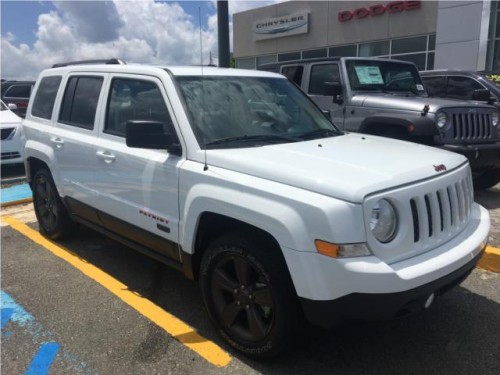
1,198,33,208
477,246,500,273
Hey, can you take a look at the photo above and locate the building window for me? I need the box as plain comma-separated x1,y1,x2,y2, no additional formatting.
428,34,436,51
359,41,390,57
392,53,427,71
237,57,256,70
329,44,357,57
427,52,435,70
256,54,277,67
302,48,327,59
392,36,427,55
278,52,301,62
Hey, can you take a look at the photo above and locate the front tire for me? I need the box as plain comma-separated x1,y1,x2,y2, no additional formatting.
473,168,500,190
199,233,299,358
32,169,74,240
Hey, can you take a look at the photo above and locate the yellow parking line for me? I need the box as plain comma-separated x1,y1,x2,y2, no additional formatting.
3,216,231,368
478,246,500,273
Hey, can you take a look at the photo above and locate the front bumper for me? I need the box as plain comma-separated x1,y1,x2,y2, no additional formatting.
281,204,490,327
438,142,500,170
299,248,484,327
1,138,24,165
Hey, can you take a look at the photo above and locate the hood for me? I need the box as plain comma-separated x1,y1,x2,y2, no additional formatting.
352,93,494,114
206,133,467,202
0,109,22,127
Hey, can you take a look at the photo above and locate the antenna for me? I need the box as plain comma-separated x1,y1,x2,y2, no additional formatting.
199,7,208,171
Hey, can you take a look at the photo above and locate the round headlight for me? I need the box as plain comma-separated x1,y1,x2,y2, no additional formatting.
436,111,448,128
369,199,398,243
492,112,499,127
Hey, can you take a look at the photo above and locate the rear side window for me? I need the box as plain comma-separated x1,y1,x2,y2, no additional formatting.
309,64,341,96
282,66,304,86
31,76,62,120
4,85,31,98
59,76,103,130
422,76,446,97
105,78,172,137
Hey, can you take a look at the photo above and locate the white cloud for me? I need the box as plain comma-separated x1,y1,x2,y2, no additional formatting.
1,0,281,80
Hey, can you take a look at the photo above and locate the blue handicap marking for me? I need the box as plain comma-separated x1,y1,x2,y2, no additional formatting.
1,307,15,329
25,342,60,375
1,290,96,374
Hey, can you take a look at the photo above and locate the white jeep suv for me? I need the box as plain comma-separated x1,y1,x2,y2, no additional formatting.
23,59,490,358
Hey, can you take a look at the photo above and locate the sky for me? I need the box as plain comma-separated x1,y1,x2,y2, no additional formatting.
0,0,282,80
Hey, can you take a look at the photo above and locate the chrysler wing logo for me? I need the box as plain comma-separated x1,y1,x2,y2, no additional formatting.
255,19,308,34
254,13,309,38
434,164,447,172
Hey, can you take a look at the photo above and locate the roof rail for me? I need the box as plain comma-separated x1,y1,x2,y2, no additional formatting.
52,58,126,68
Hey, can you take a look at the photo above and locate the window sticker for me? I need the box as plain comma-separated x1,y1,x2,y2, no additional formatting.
416,84,424,91
355,66,384,84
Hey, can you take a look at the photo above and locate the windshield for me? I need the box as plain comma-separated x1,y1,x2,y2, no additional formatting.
482,73,500,88
174,76,340,149
345,59,426,94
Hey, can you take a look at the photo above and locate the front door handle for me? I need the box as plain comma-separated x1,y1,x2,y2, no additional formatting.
96,150,116,164
50,137,64,149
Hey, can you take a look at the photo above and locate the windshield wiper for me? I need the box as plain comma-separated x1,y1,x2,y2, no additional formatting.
298,128,341,140
205,134,300,148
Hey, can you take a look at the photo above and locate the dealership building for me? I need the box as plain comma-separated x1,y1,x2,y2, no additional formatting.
233,0,500,72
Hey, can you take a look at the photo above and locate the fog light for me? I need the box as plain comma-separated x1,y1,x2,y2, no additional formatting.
424,293,435,309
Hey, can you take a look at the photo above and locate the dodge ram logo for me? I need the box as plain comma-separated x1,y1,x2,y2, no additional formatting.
434,164,447,172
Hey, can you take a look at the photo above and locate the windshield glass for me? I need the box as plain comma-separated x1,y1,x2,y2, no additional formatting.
345,59,425,94
482,73,500,88
175,76,340,149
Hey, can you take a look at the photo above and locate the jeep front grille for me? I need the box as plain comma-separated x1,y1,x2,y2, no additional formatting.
364,163,475,264
1,128,15,140
451,113,492,140
409,175,473,243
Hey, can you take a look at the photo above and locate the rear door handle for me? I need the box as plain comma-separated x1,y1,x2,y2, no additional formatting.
50,137,64,149
96,150,116,164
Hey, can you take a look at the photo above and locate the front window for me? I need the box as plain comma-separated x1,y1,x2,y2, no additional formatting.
175,76,340,149
346,59,425,94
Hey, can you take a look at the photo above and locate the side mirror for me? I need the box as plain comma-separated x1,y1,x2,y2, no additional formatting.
471,89,491,102
126,120,181,155
325,82,344,105
7,103,18,111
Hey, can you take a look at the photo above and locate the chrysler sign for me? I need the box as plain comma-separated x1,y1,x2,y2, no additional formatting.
254,13,309,40
338,1,421,22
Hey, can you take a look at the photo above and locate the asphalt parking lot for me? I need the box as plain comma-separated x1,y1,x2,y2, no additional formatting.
1,170,499,374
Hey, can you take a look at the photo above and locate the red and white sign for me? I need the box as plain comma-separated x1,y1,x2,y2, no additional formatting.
338,1,421,22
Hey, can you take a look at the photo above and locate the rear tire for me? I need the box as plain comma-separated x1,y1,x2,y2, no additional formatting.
473,169,500,190
32,169,74,240
199,232,299,358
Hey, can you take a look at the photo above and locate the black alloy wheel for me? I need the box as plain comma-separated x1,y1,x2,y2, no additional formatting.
32,169,74,240
200,233,299,358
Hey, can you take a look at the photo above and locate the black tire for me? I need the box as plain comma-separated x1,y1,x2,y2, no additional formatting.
32,168,74,240
199,232,300,358
473,169,500,190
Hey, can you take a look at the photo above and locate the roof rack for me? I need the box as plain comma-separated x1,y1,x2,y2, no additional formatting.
52,58,126,68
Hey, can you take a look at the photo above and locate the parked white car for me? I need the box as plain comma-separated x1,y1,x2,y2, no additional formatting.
1,100,25,165
22,59,490,358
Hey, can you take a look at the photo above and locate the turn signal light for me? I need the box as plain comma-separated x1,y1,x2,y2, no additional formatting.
315,240,340,258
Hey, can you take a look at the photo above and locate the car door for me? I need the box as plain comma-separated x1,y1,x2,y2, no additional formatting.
305,62,345,129
92,75,182,261
52,73,106,212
